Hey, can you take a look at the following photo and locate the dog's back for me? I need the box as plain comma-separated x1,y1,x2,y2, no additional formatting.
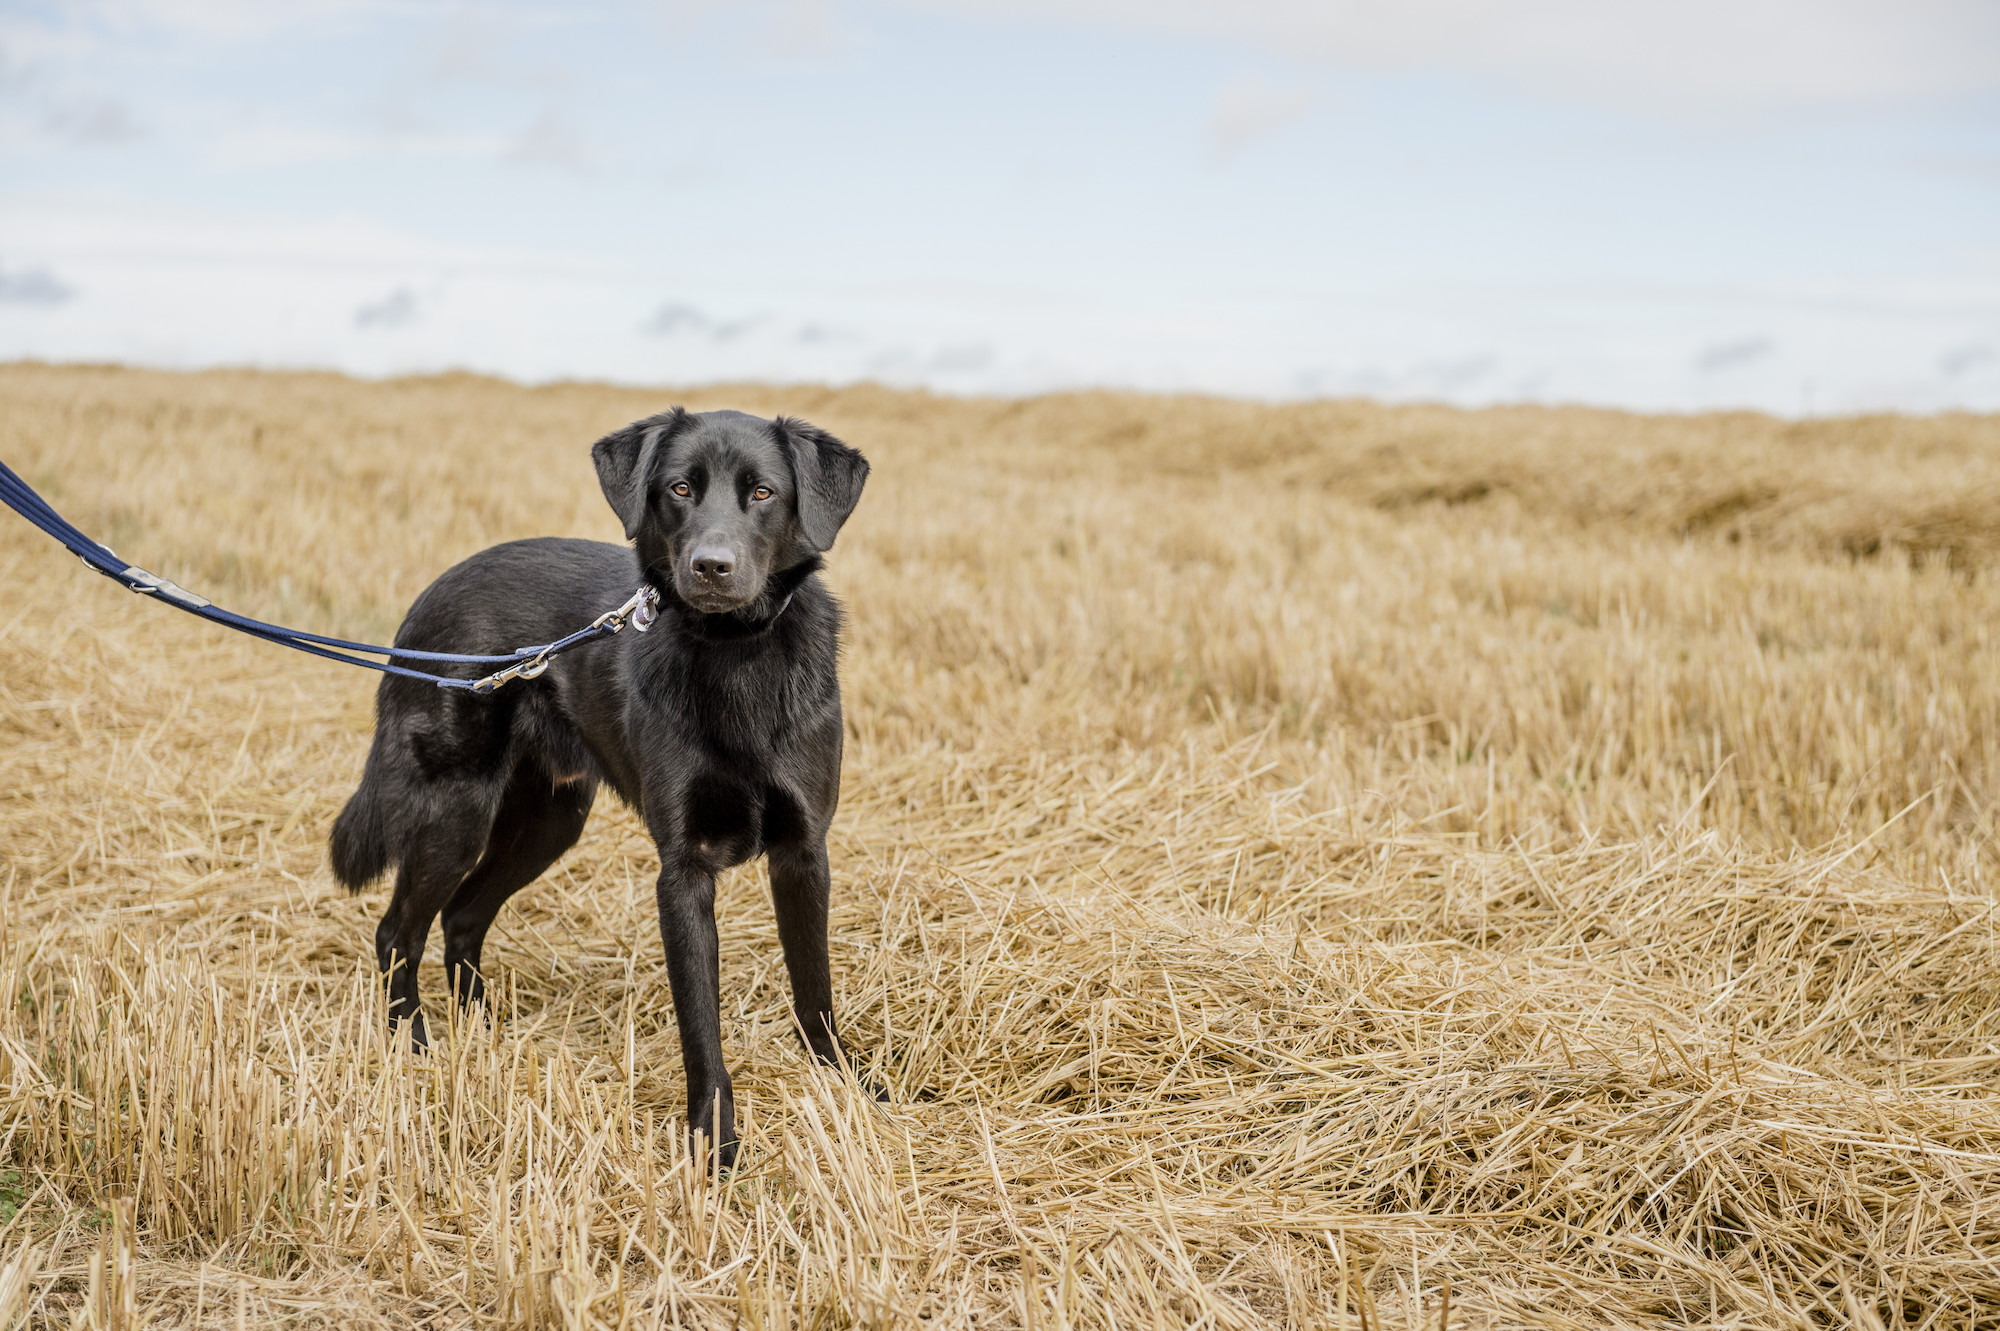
330,536,633,892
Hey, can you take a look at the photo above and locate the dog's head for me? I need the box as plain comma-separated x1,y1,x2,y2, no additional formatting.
590,408,869,615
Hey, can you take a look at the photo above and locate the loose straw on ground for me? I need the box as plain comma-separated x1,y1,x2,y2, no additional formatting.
1,365,1998,1326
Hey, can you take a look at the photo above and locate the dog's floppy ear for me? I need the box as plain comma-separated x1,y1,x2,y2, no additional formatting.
591,409,687,540
777,417,869,552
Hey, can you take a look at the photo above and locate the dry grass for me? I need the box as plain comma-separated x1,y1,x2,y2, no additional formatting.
2,363,2000,1327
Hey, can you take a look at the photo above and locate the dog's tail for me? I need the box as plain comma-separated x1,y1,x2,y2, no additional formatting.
330,774,392,892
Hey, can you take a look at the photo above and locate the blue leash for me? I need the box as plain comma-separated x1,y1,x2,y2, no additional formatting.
0,460,655,692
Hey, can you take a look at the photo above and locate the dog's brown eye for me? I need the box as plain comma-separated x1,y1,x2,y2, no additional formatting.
671,482,691,498
751,485,774,502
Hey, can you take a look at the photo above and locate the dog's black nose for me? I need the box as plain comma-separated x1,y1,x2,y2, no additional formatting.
690,546,736,580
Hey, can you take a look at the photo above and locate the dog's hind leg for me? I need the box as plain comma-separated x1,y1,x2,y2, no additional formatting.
440,768,595,1011
374,790,491,1048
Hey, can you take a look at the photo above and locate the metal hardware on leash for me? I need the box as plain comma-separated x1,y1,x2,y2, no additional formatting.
118,564,212,609
469,585,659,693
597,583,660,636
469,657,549,693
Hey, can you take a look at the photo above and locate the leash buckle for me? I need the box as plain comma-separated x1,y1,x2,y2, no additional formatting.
119,564,212,609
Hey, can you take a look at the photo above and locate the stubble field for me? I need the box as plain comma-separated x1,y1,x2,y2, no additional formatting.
3,364,2000,1327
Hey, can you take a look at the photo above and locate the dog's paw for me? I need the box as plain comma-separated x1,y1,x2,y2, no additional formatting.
689,1126,741,1175
392,1011,432,1053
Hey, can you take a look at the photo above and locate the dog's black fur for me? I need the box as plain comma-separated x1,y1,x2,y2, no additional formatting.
330,408,870,1166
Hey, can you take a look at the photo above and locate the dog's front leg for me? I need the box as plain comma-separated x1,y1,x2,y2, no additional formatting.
767,838,843,1069
655,858,737,1169
771,838,890,1101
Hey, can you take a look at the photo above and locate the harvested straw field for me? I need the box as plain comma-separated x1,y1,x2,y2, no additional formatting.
5,363,2000,1328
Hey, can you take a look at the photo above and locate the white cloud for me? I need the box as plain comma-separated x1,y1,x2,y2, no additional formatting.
207,122,506,169
42,98,143,144
1209,72,1315,162
928,341,994,373
354,286,418,329
429,8,508,81
24,1,1997,119
767,0,846,55
41,0,402,44
0,261,74,305
909,0,2000,115
641,302,766,341
4,191,1996,412
504,109,589,172
1694,336,1777,373
643,302,709,336
1941,344,1994,377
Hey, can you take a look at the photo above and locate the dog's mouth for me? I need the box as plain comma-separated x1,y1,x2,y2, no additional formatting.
682,587,753,614
658,567,762,616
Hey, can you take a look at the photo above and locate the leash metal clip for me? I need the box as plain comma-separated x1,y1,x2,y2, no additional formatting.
630,584,658,632
469,655,547,693
591,584,658,636
468,584,656,693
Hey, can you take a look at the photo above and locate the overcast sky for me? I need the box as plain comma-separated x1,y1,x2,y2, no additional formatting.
1,0,1996,414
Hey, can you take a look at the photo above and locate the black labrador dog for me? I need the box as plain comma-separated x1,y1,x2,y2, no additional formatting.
330,407,869,1166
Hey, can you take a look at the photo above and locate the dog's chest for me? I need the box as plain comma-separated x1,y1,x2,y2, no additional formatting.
644,627,829,747
669,657,802,753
